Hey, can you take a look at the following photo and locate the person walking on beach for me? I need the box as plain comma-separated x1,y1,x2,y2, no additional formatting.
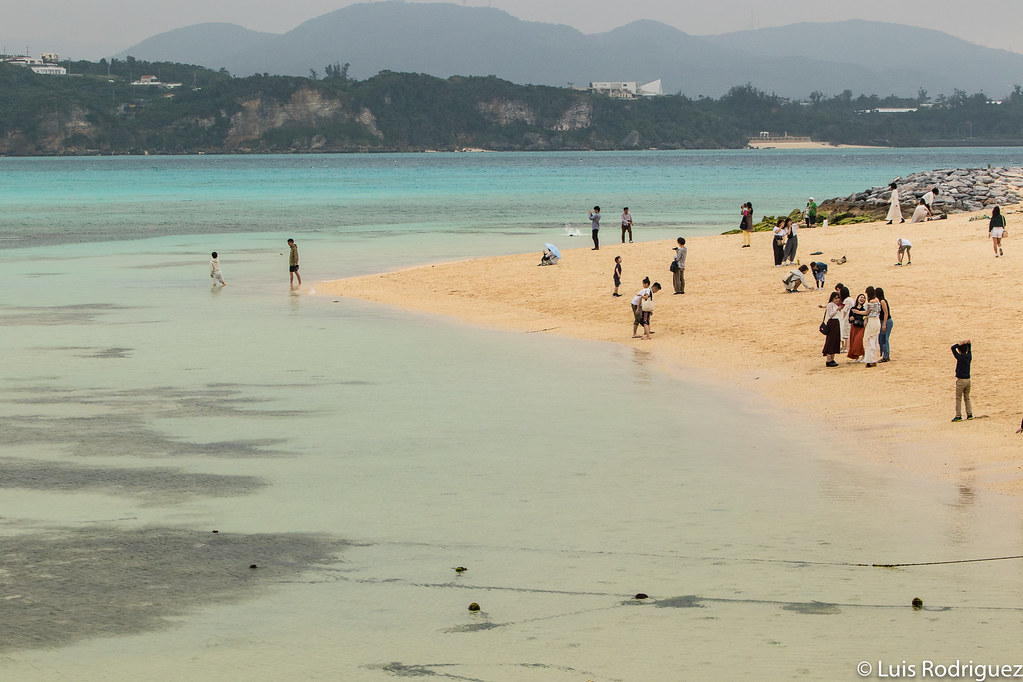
989,205,1007,257
287,238,302,285
589,206,601,250
895,238,912,265
772,218,786,266
612,256,623,296
951,340,973,422
740,202,753,248
821,291,843,367
805,197,817,227
783,216,798,265
846,293,867,362
876,287,892,362
620,207,633,243
632,282,661,340
210,252,226,286
886,183,905,224
672,237,687,294
863,286,882,367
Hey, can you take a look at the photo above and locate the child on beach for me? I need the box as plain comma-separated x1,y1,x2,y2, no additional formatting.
896,238,912,265
612,256,622,296
210,252,226,286
810,261,827,289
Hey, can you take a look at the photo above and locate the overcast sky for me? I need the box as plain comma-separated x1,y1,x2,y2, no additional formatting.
4,0,1022,58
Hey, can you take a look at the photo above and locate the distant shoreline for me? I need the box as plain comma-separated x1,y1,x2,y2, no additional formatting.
746,139,884,150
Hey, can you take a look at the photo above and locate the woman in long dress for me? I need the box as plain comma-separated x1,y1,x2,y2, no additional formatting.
846,293,867,361
885,182,904,224
821,291,843,367
863,286,882,368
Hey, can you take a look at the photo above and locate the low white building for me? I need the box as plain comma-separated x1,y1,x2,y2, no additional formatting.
131,75,182,88
589,80,663,98
4,55,67,75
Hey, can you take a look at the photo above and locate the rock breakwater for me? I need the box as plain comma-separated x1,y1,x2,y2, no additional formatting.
820,167,1023,220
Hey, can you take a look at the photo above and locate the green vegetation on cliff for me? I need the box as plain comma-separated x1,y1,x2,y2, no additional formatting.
3,61,1023,155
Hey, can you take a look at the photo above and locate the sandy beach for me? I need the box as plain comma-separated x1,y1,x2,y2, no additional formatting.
322,211,1023,497
746,139,880,149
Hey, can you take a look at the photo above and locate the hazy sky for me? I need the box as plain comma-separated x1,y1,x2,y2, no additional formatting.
4,0,1023,58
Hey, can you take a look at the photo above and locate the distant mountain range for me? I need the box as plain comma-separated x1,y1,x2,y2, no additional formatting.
117,1,1023,99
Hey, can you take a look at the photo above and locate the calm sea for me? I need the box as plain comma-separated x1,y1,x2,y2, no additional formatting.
2,150,1022,680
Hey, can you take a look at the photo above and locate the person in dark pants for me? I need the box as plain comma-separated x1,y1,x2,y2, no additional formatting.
772,218,786,266
951,340,973,422
672,237,687,294
589,206,601,250
620,207,633,243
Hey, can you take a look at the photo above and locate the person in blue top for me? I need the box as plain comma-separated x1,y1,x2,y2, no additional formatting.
951,340,973,422
589,206,601,250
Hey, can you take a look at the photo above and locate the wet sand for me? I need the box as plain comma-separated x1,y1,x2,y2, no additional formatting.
322,210,1023,496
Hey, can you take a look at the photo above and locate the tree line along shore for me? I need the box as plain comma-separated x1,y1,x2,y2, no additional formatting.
5,59,1023,155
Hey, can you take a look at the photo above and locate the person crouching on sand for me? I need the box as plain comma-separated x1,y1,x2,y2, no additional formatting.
632,281,661,340
783,264,813,292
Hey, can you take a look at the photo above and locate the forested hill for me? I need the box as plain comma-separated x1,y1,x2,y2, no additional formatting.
3,59,1023,156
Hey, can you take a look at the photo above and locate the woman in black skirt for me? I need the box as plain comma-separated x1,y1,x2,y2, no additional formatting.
822,291,843,367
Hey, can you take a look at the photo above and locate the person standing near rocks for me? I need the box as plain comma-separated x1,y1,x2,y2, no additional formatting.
885,183,904,224
922,187,940,216
589,206,601,250
805,197,817,227
951,340,973,422
740,202,753,248
672,237,687,294
910,199,929,223
989,205,1007,257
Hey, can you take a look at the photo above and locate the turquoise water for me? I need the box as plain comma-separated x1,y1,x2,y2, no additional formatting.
4,148,1023,249
2,150,1023,679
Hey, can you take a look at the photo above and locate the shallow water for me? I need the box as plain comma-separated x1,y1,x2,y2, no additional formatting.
2,152,1023,679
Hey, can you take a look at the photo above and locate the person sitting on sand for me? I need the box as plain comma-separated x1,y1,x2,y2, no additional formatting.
910,199,929,223
783,264,814,292
896,238,912,265
538,249,559,266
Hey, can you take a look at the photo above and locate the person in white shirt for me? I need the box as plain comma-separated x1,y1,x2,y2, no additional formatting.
620,207,633,243
210,252,226,286
910,199,929,223
896,238,912,266
631,281,661,339
922,187,939,215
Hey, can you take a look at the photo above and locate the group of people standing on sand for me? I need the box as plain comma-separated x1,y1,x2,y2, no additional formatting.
820,283,892,368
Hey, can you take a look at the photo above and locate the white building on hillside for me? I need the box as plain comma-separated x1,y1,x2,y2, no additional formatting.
589,80,663,98
4,55,67,75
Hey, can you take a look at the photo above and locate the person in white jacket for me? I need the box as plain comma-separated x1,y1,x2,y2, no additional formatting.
210,252,226,286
